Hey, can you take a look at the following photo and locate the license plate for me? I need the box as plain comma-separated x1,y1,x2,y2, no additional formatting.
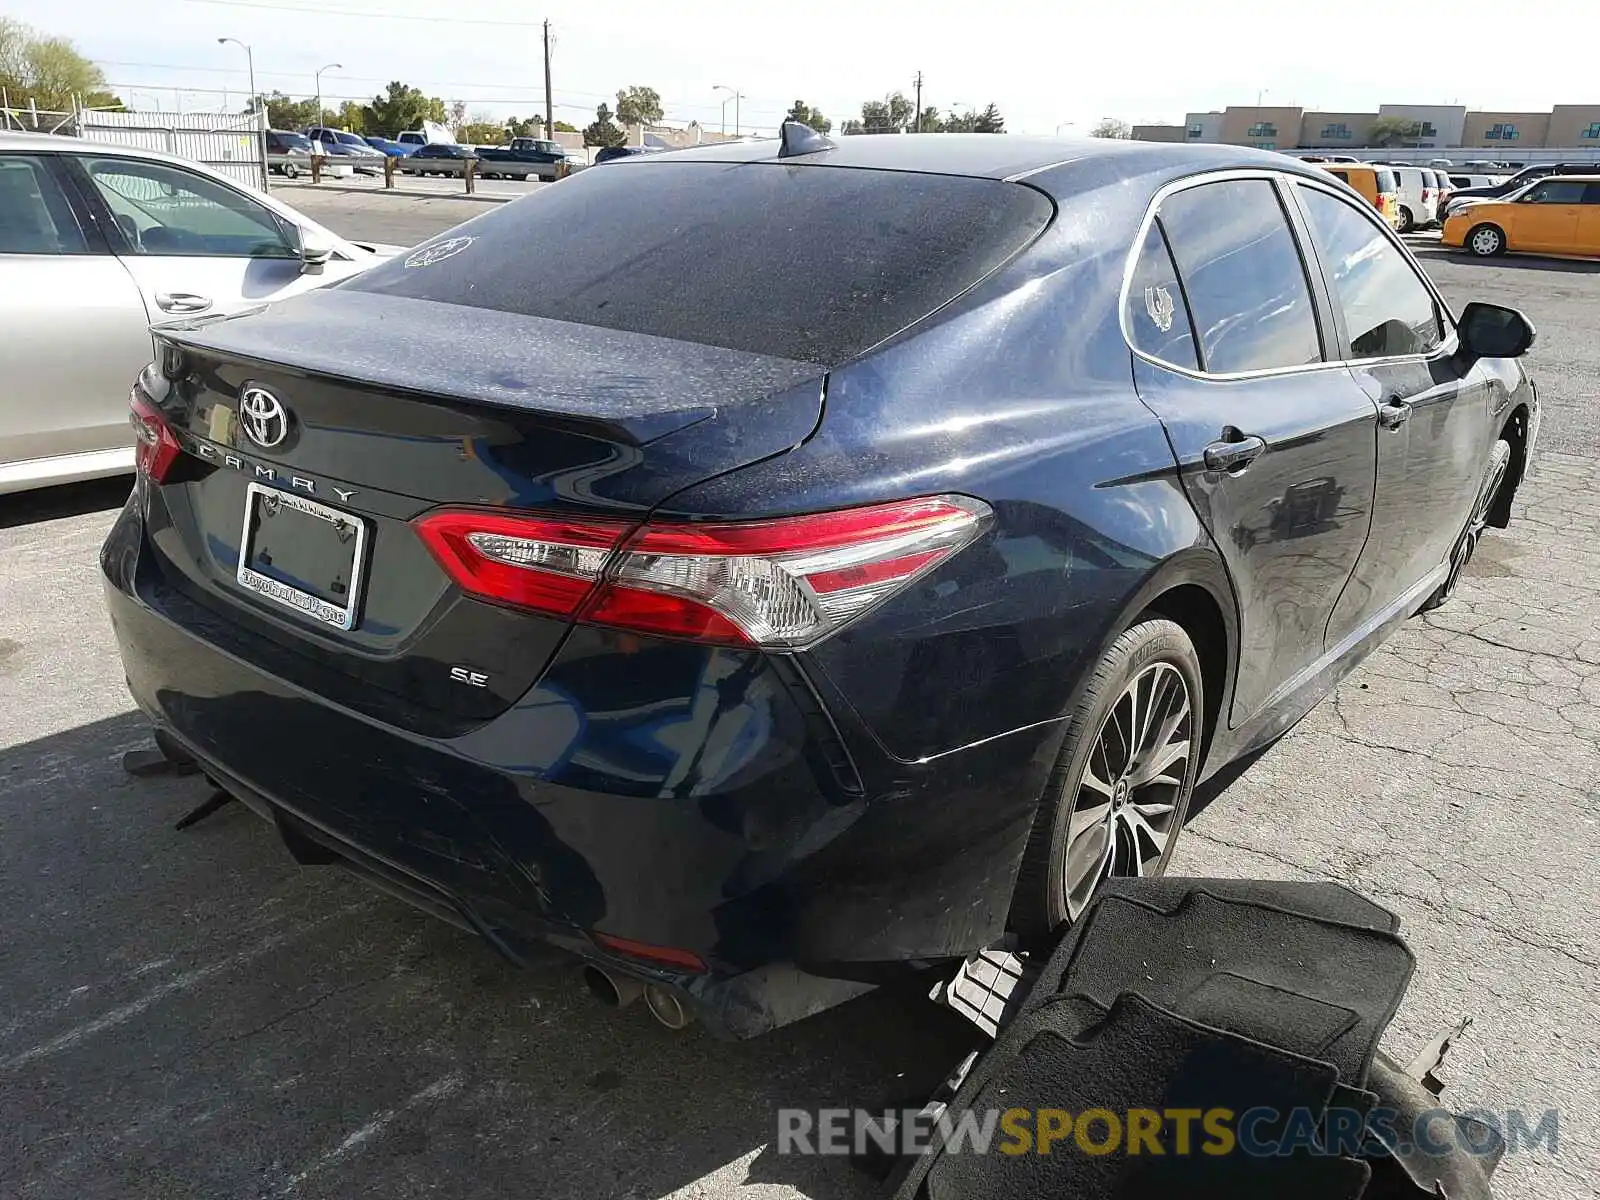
236,483,367,630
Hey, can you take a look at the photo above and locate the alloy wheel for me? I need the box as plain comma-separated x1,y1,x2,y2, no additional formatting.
1061,660,1192,920
1444,442,1511,596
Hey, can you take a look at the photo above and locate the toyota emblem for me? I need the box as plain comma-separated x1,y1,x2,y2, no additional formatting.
239,386,289,449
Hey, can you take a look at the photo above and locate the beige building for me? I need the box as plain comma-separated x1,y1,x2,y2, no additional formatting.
1131,124,1186,143
1298,111,1377,149
1461,110,1551,148
1218,106,1305,150
1547,104,1600,148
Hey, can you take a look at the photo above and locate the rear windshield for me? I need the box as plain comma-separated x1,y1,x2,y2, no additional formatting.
347,161,1054,364
1376,169,1397,193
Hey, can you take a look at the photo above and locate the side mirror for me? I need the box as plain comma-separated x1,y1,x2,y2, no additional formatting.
1458,302,1535,360
299,232,335,274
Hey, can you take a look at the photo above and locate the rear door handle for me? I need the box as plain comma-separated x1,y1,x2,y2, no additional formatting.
155,292,213,314
1378,397,1412,429
1203,434,1267,474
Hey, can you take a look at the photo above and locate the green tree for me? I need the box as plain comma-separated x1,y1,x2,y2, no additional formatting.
362,81,446,136
259,91,318,129
553,119,578,133
911,105,940,132
615,85,663,127
783,99,831,134
458,121,504,144
332,99,366,132
1090,117,1129,139
582,102,626,148
1367,115,1422,147
843,91,916,135
0,17,115,112
505,115,542,138
972,103,1005,134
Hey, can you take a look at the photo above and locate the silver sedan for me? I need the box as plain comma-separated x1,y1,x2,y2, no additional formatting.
0,132,398,495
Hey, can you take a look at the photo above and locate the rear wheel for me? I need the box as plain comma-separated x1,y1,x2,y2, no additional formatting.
1011,618,1203,940
1419,439,1512,612
281,162,299,179
1396,205,1414,233
1467,223,1506,257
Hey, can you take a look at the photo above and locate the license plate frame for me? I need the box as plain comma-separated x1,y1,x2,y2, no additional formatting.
236,482,368,631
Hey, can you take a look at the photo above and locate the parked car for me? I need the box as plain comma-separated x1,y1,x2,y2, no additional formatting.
1388,165,1439,232
0,131,400,495
1442,163,1595,217
303,127,384,175
477,143,566,181
593,144,655,164
102,132,1538,1034
400,143,478,176
1442,175,1600,257
362,136,417,158
1318,163,1401,226
264,129,314,178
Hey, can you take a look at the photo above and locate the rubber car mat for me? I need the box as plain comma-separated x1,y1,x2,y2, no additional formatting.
1025,884,1415,1088
920,992,1368,1200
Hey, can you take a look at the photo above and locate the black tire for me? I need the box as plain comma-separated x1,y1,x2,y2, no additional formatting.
1466,223,1506,257
1011,618,1204,941
1419,438,1512,613
1396,205,1414,233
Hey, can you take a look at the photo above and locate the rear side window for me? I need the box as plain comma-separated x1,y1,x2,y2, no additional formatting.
348,162,1054,365
1124,220,1198,370
1298,186,1442,359
1327,169,1350,184
1157,179,1322,374
1584,183,1600,204
1376,169,1397,193
0,154,90,254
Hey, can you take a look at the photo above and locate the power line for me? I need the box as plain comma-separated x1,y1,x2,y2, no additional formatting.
182,0,547,26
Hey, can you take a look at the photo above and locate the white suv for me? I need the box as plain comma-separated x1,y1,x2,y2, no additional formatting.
1389,166,1439,232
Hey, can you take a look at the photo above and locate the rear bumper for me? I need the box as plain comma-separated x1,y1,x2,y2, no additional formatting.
101,493,1053,1031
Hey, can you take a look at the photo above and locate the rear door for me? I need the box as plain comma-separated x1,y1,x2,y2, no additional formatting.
1578,182,1600,254
61,153,369,320
1507,178,1586,250
1126,173,1378,726
0,151,151,481
1290,179,1495,642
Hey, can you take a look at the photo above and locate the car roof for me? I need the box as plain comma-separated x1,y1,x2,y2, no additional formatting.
642,134,1337,196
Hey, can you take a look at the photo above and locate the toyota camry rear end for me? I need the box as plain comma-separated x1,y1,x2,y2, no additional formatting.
103,136,1219,1035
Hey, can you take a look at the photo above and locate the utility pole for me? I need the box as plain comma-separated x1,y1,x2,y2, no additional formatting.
543,20,554,138
914,70,923,132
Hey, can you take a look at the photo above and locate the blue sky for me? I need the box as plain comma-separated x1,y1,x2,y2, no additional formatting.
14,0,1594,134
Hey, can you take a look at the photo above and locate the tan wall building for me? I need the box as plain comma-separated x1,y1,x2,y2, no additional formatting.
1460,110,1551,148
1299,111,1377,148
1218,106,1305,150
1131,124,1186,143
1547,105,1600,148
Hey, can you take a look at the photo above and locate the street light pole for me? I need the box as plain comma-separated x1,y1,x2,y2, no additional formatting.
715,84,742,137
315,62,342,127
219,37,270,191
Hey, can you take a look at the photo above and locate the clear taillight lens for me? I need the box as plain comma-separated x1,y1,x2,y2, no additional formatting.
413,496,991,649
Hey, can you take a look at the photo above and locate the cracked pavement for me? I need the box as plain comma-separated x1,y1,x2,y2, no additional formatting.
0,211,1596,1198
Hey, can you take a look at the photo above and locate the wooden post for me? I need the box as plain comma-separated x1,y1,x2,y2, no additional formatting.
311,154,322,184
384,155,396,189
464,156,476,194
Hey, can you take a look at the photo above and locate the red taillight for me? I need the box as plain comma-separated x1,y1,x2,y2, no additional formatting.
412,495,991,649
129,393,182,482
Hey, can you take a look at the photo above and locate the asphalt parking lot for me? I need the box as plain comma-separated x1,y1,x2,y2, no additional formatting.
2,195,1597,1200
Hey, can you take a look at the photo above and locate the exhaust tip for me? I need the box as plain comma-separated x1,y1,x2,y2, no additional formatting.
583,964,642,1009
643,982,694,1031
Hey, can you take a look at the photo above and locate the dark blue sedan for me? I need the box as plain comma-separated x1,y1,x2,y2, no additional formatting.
105,128,1537,1036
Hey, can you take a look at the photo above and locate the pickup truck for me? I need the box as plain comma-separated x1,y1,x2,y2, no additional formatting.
476,139,569,181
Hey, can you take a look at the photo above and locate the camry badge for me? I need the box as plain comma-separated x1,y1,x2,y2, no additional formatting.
239,386,289,449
